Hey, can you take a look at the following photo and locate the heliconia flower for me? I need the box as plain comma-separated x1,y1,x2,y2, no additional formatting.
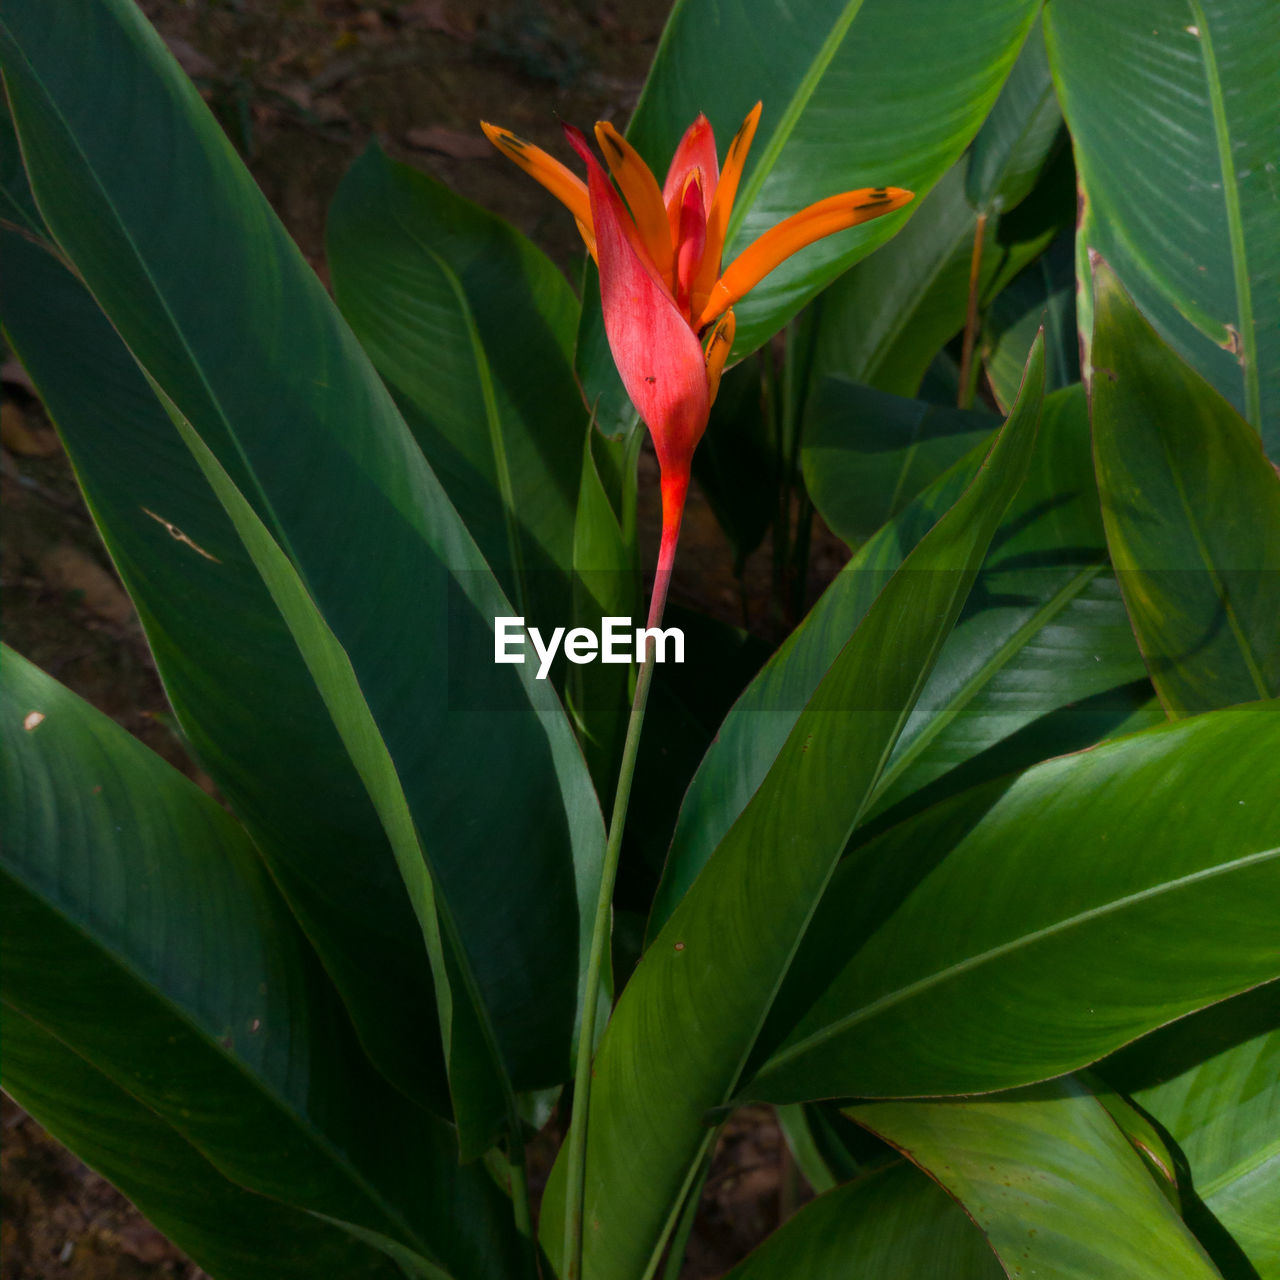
482,106,912,628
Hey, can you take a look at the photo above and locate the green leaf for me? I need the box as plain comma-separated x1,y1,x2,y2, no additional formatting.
1,1008,413,1280
983,231,1078,413
1090,258,1280,717
649,437,984,940
327,144,584,635
628,0,1044,357
802,383,997,545
568,418,639,801
0,177,448,1116
0,0,604,1142
965,17,1063,214
690,355,776,572
1104,985,1280,1278
0,648,520,1280
863,385,1156,822
722,1161,1003,1280
654,380,1151,938
800,159,1054,408
743,703,1280,1104
1045,0,1280,454
540,337,1045,1280
776,1104,897,1194
849,1079,1222,1280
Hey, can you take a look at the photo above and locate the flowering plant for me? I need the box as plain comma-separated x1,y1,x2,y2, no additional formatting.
2,2,1278,1279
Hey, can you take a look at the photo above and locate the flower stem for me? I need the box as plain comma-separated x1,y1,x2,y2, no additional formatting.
957,210,988,410
505,1131,539,1280
563,494,685,1280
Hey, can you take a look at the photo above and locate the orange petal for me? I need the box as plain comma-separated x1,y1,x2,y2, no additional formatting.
694,102,762,302
594,121,674,283
698,186,913,328
481,122,592,238
703,309,735,406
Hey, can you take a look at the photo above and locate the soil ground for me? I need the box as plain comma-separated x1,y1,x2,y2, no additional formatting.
1,1,835,1274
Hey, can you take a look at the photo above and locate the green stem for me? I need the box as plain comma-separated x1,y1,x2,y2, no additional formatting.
506,1132,539,1280
957,210,987,410
659,1147,714,1280
563,505,683,1280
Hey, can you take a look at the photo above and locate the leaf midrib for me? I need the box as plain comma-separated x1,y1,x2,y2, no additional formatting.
1188,0,1260,428
0,15,301,577
1200,1134,1280,1203
725,0,869,247
385,198,530,617
1158,405,1274,707
763,846,1280,1072
872,560,1107,802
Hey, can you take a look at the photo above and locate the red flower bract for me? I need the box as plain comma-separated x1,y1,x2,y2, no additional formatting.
482,107,913,621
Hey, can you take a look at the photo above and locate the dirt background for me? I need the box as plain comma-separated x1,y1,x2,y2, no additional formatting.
1,0,838,1276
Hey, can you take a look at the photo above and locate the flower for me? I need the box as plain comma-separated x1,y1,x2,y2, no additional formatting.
482,106,912,623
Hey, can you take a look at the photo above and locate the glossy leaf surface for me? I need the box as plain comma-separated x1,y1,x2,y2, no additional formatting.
0,192,448,1115
1105,986,1280,1278
540,339,1044,1280
629,0,1043,357
655,381,1152,936
983,232,1077,412
745,703,1280,1103
1090,260,1280,717
802,385,996,545
1047,0,1280,454
865,385,1155,822
327,144,584,634
850,1080,1222,1279
965,19,1062,214
722,1161,1002,1280
0,0,605,1131
2,1008,413,1280
0,648,518,1279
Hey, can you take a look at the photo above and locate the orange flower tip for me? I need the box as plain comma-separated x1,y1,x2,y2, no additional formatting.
481,122,526,154
729,102,764,155
852,186,914,211
594,122,626,163
703,310,736,406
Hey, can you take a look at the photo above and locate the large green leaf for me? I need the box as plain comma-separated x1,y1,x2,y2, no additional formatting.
327,144,583,636
849,1079,1222,1279
1,1008,412,1280
0,648,520,1280
653,381,1153,936
722,1161,1002,1279
743,703,1280,1103
0,0,605,1139
1104,985,1280,1278
649,442,984,940
801,103,1064,413
567,419,638,803
1046,0,1280,456
0,179,450,1115
864,385,1156,822
629,0,1044,358
539,338,1044,1280
802,386,996,545
965,17,1063,215
1090,259,1280,718
983,230,1077,412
